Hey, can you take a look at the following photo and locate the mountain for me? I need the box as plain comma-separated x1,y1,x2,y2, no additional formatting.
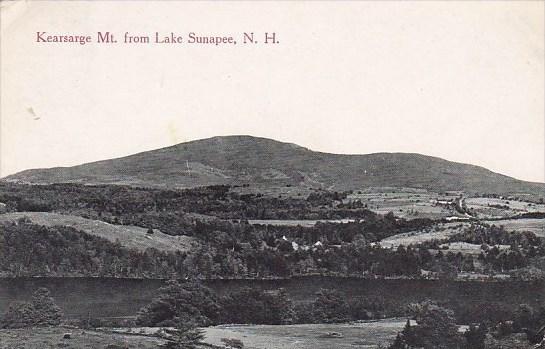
3,135,544,196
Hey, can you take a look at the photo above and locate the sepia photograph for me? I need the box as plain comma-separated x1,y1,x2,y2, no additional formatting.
0,1,544,348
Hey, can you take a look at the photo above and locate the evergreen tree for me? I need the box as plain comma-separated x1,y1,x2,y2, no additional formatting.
161,321,205,349
31,287,63,326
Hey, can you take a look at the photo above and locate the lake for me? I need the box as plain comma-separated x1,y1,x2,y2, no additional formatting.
0,277,542,322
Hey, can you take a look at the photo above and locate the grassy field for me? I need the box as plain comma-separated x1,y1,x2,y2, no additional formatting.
347,188,545,220
0,321,405,349
248,219,356,227
0,326,165,349
379,222,468,248
0,323,536,349
202,319,407,349
0,212,196,252
485,218,545,237
439,242,509,255
466,198,545,219
347,189,457,220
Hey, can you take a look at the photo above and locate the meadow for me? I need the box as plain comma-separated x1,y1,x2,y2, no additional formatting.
0,212,196,252
203,319,407,349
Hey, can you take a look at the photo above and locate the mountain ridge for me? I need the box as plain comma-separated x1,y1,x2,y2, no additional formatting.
4,135,544,197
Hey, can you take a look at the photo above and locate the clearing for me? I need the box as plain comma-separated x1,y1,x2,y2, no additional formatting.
380,222,468,248
248,219,356,227
484,218,545,237
0,212,196,252
0,326,165,349
202,319,407,349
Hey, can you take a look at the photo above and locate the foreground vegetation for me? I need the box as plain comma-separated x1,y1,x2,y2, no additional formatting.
1,282,543,348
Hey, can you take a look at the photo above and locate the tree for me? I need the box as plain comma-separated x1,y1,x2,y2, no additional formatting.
1,287,62,328
513,304,535,332
136,280,219,327
161,322,205,349
403,301,463,349
388,319,416,349
312,289,350,323
31,287,62,326
220,288,294,325
221,338,244,349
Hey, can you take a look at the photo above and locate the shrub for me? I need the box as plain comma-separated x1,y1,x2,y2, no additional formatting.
221,338,244,348
1,301,36,328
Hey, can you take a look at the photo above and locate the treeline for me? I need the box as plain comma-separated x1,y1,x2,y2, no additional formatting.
134,280,399,328
0,182,372,222
136,279,545,346
195,212,434,245
449,224,542,248
390,301,545,349
0,182,407,238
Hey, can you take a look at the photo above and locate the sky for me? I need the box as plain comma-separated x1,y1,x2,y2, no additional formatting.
1,1,544,183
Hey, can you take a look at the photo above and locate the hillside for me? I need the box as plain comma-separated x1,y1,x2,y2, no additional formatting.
0,212,196,252
3,135,544,197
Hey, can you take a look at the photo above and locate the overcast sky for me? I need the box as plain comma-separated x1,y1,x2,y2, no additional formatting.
1,1,544,182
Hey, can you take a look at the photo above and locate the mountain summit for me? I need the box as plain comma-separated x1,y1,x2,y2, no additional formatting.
4,135,544,196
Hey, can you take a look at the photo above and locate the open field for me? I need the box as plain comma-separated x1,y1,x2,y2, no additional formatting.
439,242,509,255
485,218,545,237
248,219,356,227
0,321,409,349
202,319,407,349
347,188,457,219
379,222,468,248
466,198,545,219
0,326,165,349
0,324,534,349
0,212,196,252
347,188,545,220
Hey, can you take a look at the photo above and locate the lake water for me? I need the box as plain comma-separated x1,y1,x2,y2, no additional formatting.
0,277,542,321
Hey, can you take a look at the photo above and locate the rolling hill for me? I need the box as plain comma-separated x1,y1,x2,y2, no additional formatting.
0,212,196,252
3,135,544,197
